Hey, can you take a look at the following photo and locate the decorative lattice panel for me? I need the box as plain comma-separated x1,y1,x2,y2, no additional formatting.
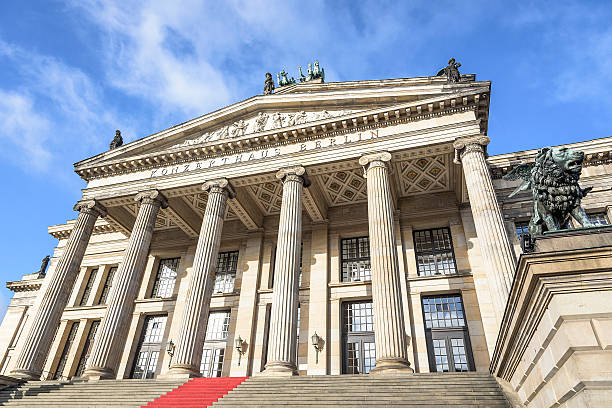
184,193,238,219
125,204,177,230
396,154,449,196
318,168,367,206
248,181,283,215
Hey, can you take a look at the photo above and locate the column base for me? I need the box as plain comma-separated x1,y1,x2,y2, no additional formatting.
162,364,201,379
261,361,299,377
82,366,116,380
9,368,41,381
370,358,413,375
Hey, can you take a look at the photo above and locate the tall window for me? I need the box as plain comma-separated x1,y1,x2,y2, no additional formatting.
515,221,529,240
341,237,371,282
52,322,80,380
589,212,609,226
342,301,375,374
151,258,180,298
200,311,231,377
414,228,457,276
422,295,474,372
75,320,100,378
214,252,238,294
97,266,117,305
131,315,167,379
79,268,98,306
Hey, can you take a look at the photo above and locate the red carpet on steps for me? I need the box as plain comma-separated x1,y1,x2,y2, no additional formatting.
142,377,248,408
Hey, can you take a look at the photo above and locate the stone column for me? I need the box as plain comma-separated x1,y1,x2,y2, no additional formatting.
359,152,412,374
606,205,612,224
263,166,309,376
83,190,167,380
454,135,517,323
11,200,106,380
167,179,234,378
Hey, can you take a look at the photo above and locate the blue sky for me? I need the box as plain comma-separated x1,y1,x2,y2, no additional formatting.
1,0,611,319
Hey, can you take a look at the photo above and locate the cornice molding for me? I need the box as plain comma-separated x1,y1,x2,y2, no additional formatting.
75,90,489,182
7,278,43,292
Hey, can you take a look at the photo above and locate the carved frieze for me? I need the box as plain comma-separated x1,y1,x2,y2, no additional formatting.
172,109,355,148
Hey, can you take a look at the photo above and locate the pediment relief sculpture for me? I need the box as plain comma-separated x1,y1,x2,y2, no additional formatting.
172,109,355,148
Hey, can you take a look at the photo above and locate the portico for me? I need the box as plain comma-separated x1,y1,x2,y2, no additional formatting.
3,74,521,381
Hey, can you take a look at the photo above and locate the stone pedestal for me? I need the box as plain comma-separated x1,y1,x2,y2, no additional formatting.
83,190,167,380
167,179,234,378
10,200,106,380
263,166,309,376
359,152,412,374
491,226,612,408
454,136,517,324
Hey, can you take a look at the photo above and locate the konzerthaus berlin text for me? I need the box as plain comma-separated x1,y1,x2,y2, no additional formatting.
1,66,611,406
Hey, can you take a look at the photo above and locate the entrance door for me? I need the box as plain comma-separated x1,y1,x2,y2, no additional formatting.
342,301,376,374
131,315,167,379
422,295,474,372
200,310,230,377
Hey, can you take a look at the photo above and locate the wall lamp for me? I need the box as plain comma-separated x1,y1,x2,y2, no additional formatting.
311,332,323,363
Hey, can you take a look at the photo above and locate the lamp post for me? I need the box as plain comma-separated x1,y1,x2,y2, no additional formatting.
235,335,244,366
166,339,175,368
311,332,322,364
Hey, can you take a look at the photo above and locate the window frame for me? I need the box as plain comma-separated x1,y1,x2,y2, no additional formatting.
213,251,239,294
413,227,458,277
340,236,372,282
150,258,180,299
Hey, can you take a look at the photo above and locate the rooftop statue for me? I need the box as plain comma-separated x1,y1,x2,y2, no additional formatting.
298,61,325,83
503,146,594,236
436,58,462,84
109,129,123,150
263,72,275,95
38,255,50,276
277,70,296,87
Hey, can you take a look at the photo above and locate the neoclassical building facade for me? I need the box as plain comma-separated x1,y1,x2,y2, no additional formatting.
1,73,611,384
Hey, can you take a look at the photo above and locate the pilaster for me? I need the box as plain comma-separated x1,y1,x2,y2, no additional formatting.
167,179,234,378
359,152,412,374
262,166,309,376
83,190,166,380
11,199,106,380
454,135,517,327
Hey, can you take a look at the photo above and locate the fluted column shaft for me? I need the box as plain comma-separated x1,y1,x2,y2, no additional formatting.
11,200,106,380
83,190,167,380
359,152,412,374
263,166,309,376
167,179,234,377
454,136,517,322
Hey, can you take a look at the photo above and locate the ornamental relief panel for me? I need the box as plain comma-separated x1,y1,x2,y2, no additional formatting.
317,168,367,206
125,203,177,230
172,109,358,148
183,193,238,220
248,181,284,215
395,154,450,196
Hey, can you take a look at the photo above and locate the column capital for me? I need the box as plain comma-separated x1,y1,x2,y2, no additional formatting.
359,151,392,171
202,178,236,198
276,166,310,187
73,199,107,217
135,189,168,208
453,135,490,164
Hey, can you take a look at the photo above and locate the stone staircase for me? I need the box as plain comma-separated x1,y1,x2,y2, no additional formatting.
0,379,187,407
0,373,511,407
212,372,510,407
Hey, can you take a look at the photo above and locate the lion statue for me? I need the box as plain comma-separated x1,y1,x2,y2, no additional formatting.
503,146,594,236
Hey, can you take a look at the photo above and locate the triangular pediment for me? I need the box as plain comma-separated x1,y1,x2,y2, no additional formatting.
75,76,490,178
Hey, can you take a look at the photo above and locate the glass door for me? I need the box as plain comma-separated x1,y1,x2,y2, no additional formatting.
342,301,376,374
131,315,167,379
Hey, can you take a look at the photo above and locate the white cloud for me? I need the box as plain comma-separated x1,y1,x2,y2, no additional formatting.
0,39,128,176
0,91,52,171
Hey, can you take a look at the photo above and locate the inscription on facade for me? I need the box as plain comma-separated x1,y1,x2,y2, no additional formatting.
150,130,379,178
